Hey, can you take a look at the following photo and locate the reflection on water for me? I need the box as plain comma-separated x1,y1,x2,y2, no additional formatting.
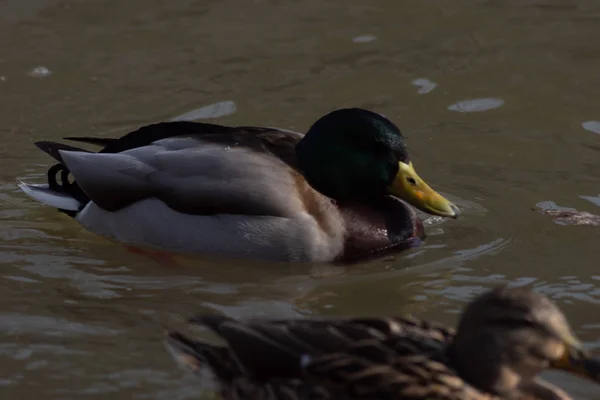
352,34,377,44
447,97,505,113
411,77,437,94
1,0,600,398
583,121,600,135
169,101,237,122
582,195,600,207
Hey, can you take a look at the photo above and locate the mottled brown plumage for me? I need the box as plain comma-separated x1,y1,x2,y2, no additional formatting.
167,287,600,400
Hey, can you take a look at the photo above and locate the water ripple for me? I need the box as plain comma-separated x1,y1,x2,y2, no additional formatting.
0,313,119,336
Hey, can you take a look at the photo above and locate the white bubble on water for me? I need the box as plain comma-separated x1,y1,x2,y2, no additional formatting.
28,66,52,78
411,78,437,94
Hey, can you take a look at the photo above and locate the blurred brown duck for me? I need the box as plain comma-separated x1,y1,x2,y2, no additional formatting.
167,287,600,400
18,108,458,263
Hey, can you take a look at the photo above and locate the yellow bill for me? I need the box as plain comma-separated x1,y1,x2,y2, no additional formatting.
387,161,459,218
550,336,600,384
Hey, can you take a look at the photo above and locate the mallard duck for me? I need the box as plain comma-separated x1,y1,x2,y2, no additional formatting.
18,108,459,263
167,287,600,400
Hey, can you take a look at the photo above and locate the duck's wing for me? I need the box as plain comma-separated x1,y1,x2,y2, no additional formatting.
46,121,305,216
185,315,454,382
302,348,480,400
66,121,298,164
166,330,332,400
168,315,471,400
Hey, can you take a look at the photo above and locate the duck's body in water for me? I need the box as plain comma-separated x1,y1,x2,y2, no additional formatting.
167,287,600,400
19,108,458,263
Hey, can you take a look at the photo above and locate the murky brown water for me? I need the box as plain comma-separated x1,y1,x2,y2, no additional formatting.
2,0,600,398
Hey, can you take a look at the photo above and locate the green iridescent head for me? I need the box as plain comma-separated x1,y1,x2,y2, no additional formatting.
295,108,458,218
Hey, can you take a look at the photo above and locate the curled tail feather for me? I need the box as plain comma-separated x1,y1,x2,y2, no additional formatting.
18,182,82,213
19,141,92,213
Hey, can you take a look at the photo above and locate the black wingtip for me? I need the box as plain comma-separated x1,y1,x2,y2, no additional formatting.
63,137,117,147
34,141,90,163
165,330,208,374
166,329,242,381
166,330,197,353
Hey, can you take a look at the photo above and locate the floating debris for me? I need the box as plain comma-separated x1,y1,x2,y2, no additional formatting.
411,78,437,94
28,66,52,78
170,100,237,121
537,209,600,226
448,98,504,113
352,34,376,43
582,121,600,135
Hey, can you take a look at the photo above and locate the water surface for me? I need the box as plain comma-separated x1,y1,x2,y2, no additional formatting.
1,1,600,398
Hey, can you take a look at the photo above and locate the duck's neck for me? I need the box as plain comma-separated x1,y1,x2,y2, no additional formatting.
447,334,518,397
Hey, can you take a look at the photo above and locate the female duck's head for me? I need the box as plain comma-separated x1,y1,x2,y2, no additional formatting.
449,287,600,397
295,108,459,218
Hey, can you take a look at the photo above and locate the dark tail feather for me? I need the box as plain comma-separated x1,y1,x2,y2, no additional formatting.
166,331,241,382
33,142,91,205
64,137,118,147
34,141,90,164
69,122,236,154
18,182,83,213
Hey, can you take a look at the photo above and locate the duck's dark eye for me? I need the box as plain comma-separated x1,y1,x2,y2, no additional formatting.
407,177,417,185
